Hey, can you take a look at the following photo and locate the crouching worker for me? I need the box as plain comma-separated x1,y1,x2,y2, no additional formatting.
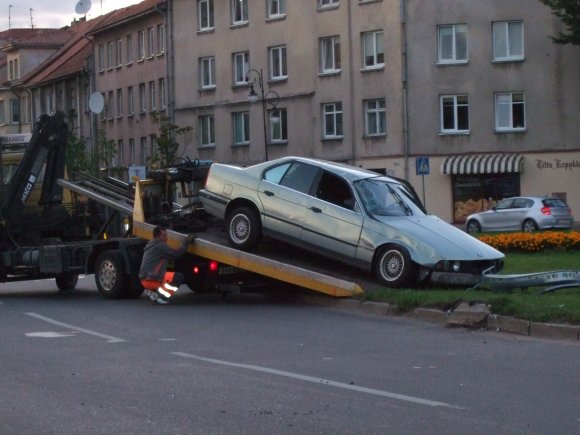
139,225,194,304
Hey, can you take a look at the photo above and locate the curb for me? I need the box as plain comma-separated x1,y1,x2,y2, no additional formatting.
296,295,580,342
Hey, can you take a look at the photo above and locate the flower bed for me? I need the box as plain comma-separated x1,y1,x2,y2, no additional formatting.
478,231,580,252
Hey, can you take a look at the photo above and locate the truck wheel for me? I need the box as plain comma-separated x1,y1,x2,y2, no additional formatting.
374,245,416,288
55,273,79,291
95,251,127,299
227,206,262,250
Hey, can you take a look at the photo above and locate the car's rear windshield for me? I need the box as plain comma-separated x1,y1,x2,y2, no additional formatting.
543,198,568,208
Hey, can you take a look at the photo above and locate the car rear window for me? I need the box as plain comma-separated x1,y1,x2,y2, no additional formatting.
543,198,568,207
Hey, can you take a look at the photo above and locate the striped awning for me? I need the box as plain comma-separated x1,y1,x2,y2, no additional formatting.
441,154,524,175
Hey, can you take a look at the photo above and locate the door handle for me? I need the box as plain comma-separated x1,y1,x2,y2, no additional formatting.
263,190,274,196
310,207,322,213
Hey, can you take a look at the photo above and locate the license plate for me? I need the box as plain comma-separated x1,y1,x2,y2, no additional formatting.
218,266,238,275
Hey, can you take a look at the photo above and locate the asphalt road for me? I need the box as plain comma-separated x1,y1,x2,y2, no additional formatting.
1,277,579,435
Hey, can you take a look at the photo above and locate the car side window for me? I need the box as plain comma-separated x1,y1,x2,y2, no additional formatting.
279,162,320,194
512,198,528,209
315,171,356,210
495,199,513,210
263,163,291,184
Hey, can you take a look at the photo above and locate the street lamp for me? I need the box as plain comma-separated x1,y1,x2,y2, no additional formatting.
245,68,280,161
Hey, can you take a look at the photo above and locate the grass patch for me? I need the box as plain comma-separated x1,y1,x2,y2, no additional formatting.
364,250,580,324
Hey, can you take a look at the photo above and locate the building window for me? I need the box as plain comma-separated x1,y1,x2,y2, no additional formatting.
116,39,123,67
269,108,287,142
149,81,157,111
438,24,467,64
129,138,136,164
322,102,343,138
147,27,155,58
199,114,215,146
21,95,31,124
157,24,166,54
319,0,339,8
269,45,287,80
116,88,123,117
139,83,146,113
98,44,105,71
495,92,525,131
362,30,384,69
107,91,114,119
200,56,216,89
364,99,386,136
116,140,124,167
233,51,249,85
126,34,133,64
9,100,19,124
128,86,134,115
267,0,285,18
198,0,214,30
320,36,341,73
107,41,114,69
140,137,148,165
233,111,250,145
8,59,19,80
440,95,469,133
493,21,524,61
159,78,166,109
231,0,248,25
138,31,145,60
0,100,4,124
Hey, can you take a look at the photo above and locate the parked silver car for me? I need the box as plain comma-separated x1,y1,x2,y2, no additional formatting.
466,196,574,234
200,157,504,288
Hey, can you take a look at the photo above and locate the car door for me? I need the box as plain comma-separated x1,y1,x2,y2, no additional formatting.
480,198,514,231
510,197,532,229
300,170,364,258
257,161,320,242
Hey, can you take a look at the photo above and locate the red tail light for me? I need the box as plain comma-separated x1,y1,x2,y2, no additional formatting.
193,265,200,274
209,261,219,272
540,206,551,215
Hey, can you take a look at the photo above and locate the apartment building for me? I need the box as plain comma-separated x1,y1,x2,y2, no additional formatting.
170,0,579,224
86,0,169,172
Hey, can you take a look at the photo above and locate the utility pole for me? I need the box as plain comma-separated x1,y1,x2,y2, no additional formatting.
30,8,34,29
8,4,13,29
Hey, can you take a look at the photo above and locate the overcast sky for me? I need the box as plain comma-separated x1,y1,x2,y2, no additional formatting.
2,0,141,29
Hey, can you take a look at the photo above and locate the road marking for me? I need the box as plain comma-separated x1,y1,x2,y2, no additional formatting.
172,352,464,409
25,312,127,343
26,332,79,338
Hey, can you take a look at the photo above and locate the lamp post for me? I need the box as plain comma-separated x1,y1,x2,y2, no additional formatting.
245,68,280,161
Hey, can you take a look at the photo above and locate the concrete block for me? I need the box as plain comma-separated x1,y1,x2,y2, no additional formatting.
361,301,391,316
496,316,530,336
529,322,580,341
411,308,448,325
447,302,490,327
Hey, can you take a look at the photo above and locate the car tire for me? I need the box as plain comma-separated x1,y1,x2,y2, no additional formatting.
55,273,79,291
95,250,127,299
227,206,262,251
466,220,481,234
374,245,416,288
522,219,538,233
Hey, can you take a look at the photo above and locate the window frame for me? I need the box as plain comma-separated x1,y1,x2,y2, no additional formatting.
147,27,155,58
267,0,286,18
231,0,248,25
198,0,215,31
157,24,166,55
493,20,524,62
319,0,339,9
437,24,468,64
126,34,133,64
440,94,469,134
138,31,145,60
362,30,384,69
128,86,135,116
269,45,287,80
364,99,386,136
159,78,166,110
116,88,123,118
116,39,123,67
233,111,250,145
495,92,526,132
322,102,344,139
320,35,341,74
233,51,250,85
9,99,20,124
139,83,147,113
269,108,288,143
149,81,157,111
199,56,216,89
199,114,215,147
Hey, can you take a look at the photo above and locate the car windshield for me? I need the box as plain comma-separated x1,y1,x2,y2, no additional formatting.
354,177,426,217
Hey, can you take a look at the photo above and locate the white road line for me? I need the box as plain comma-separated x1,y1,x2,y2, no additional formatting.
172,352,464,409
25,312,127,343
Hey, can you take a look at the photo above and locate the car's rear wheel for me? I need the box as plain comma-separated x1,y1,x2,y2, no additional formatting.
466,220,481,234
374,246,416,288
227,206,262,251
522,219,538,232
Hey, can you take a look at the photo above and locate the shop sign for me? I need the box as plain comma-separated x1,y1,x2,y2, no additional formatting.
535,159,580,171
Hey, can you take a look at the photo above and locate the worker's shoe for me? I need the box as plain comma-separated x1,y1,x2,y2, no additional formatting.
147,290,168,305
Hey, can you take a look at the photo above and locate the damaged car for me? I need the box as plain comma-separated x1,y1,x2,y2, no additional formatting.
200,157,504,288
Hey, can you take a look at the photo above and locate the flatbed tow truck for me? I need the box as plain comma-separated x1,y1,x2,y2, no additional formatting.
1,111,363,299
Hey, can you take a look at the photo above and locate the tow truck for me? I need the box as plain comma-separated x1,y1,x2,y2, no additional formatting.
0,111,363,299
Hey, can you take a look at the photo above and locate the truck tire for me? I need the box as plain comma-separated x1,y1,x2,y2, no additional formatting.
95,250,127,299
227,206,262,250
55,273,79,291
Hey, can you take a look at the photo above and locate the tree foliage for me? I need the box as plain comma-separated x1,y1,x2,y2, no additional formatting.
149,112,193,168
66,129,116,177
540,0,580,44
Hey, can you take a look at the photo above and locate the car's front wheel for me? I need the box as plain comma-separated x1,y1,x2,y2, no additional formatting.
522,219,538,232
466,220,481,234
227,206,262,251
374,246,416,288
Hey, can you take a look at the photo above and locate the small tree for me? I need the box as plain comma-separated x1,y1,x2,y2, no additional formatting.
149,112,193,168
96,129,118,176
539,0,580,44
66,133,91,175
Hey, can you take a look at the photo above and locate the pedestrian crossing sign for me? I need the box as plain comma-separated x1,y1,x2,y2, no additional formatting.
416,157,430,175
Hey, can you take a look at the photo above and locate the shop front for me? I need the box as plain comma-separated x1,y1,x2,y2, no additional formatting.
441,154,524,224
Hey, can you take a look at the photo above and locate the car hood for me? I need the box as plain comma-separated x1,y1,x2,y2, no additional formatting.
371,214,504,260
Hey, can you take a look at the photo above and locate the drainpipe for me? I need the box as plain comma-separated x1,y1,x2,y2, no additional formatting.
347,0,356,163
400,0,410,180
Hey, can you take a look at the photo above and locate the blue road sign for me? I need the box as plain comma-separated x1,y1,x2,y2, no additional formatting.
416,157,430,176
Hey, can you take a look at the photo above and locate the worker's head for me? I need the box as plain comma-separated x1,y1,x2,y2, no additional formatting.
153,225,168,242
